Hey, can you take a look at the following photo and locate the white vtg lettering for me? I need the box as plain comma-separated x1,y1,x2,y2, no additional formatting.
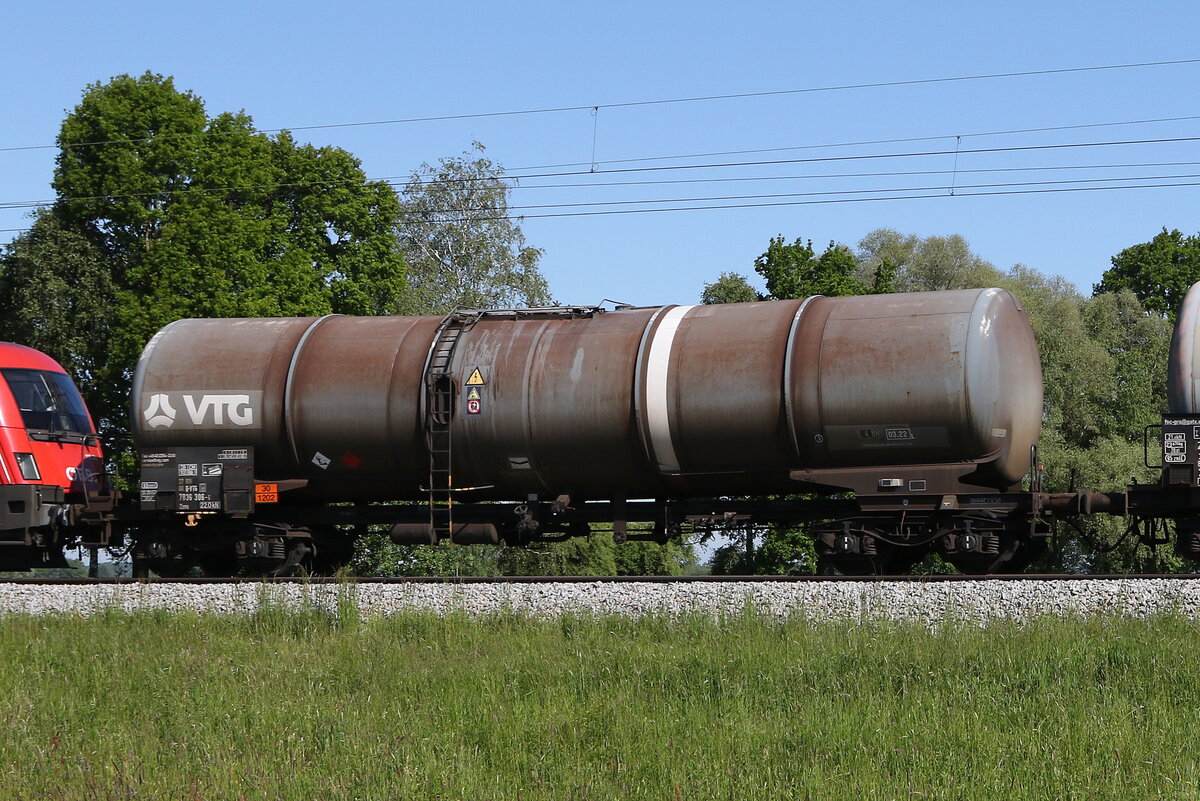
184,394,255,426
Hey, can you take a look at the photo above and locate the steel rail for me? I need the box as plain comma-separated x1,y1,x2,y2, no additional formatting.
3,573,1198,586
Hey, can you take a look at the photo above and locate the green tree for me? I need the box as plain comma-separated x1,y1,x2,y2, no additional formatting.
1082,289,1172,437
705,519,826,576
349,532,503,577
997,266,1115,449
396,143,551,313
350,530,696,577
54,73,208,263
706,524,816,575
754,236,864,300
1096,228,1200,318
36,72,406,442
856,229,1000,291
0,210,115,409
869,257,899,294
498,535,618,576
993,265,1176,572
613,538,697,575
700,271,759,304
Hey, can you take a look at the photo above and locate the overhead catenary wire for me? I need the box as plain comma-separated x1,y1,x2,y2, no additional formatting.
4,179,1198,236
497,160,1200,191
2,111,1197,209
502,114,1200,174
396,172,1200,216
8,157,1200,210
459,172,1200,214
1,135,1197,213
424,180,1200,222
1,58,1197,154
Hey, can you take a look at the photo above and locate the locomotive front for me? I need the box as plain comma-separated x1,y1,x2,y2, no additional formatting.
0,343,110,569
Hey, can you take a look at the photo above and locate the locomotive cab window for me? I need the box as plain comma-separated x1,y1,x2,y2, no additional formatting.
1,369,94,436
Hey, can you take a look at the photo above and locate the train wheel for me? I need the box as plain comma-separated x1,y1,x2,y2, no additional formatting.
948,537,1046,575
263,540,313,577
817,530,929,576
998,538,1047,573
307,526,356,575
131,536,194,578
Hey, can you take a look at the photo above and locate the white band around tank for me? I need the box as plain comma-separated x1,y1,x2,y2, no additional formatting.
644,305,695,473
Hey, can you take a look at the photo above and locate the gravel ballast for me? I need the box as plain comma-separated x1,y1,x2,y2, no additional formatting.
0,578,1198,624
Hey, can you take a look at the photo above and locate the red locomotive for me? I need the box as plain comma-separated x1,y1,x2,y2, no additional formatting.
0,343,111,570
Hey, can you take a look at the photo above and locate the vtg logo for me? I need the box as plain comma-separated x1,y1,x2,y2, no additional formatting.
143,394,177,429
143,393,255,429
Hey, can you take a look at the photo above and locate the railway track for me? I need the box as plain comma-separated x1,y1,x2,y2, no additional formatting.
4,572,1199,585
6,573,1200,622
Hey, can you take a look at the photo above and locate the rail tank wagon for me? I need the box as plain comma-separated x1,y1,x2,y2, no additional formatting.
133,288,1041,496
127,288,1045,575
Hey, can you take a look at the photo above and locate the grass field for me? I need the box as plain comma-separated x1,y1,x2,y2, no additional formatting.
1,602,1198,799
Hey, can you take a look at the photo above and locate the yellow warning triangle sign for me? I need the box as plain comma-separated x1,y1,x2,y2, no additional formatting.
465,367,486,386
466,386,481,400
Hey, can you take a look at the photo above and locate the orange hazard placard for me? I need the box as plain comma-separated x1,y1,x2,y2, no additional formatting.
254,483,279,504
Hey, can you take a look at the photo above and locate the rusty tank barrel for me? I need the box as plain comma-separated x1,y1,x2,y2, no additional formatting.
131,289,1043,501
1169,281,1200,414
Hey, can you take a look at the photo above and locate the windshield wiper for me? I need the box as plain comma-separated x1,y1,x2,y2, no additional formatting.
28,429,87,444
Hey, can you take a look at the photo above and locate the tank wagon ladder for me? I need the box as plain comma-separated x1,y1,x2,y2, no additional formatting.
423,312,476,542
420,306,602,544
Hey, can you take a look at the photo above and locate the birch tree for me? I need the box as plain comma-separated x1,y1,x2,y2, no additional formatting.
396,143,551,313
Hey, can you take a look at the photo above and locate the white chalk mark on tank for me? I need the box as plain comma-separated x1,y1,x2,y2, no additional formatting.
570,347,584,383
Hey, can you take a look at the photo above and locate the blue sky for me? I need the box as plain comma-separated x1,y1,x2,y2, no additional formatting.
3,0,1199,306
